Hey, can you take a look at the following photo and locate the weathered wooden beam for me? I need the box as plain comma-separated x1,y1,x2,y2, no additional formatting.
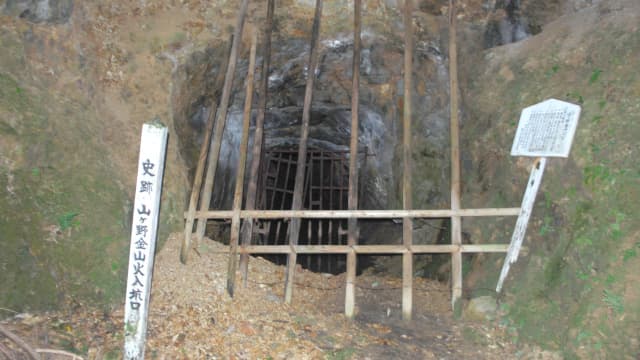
227,31,257,297
345,0,361,319
225,244,512,255
181,37,232,265
461,244,509,252
194,0,250,243
239,0,276,287
496,157,546,292
284,0,323,304
448,0,463,311
402,0,414,321
187,207,522,219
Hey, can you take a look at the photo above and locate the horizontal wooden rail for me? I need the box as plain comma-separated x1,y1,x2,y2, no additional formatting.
205,244,511,254
185,208,520,220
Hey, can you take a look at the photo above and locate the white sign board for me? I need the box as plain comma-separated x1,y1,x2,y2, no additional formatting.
511,99,581,158
124,123,168,360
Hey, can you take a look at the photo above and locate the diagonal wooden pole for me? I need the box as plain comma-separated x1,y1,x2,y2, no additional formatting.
239,0,276,287
345,0,362,319
194,0,250,244
227,31,258,297
448,0,463,311
181,37,232,264
284,0,323,304
496,157,546,292
402,0,414,321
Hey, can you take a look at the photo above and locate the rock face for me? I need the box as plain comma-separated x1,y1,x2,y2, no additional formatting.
171,22,453,255
464,296,498,321
4,5,637,354
173,28,452,212
2,0,73,24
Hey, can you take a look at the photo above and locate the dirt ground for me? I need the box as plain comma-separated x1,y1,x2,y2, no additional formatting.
0,233,563,359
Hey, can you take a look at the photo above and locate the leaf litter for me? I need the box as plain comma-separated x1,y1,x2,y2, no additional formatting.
1,233,531,359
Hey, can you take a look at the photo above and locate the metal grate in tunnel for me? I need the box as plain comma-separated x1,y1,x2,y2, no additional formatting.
255,148,355,274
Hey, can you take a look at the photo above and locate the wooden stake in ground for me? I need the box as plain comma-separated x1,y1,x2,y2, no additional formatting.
448,0,463,311
345,0,361,319
402,0,414,321
240,0,276,287
194,0,250,244
227,31,258,297
124,123,168,359
284,0,323,304
181,38,232,264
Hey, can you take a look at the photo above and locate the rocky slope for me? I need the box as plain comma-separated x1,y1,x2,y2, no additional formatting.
1,0,639,358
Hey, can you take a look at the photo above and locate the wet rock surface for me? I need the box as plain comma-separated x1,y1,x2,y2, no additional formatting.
2,0,73,24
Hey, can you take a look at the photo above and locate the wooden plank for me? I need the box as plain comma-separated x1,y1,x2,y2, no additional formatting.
345,0,361,319
180,37,232,264
239,0,275,287
124,124,168,359
448,0,463,311
411,245,458,253
355,245,409,254
461,244,509,253
496,157,546,292
206,243,514,254
194,0,250,243
402,0,414,322
284,0,323,304
189,207,522,219
226,31,257,297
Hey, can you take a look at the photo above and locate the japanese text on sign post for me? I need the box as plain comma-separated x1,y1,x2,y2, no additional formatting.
510,98,581,158
124,123,168,360
497,99,581,293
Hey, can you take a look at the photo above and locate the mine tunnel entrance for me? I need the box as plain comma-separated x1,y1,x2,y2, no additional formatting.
255,147,367,274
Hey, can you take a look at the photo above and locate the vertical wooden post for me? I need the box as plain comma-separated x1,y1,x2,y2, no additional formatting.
496,157,546,292
239,0,276,287
448,0,463,310
124,123,168,359
402,0,414,321
194,0,250,243
181,39,232,264
345,0,361,319
227,31,258,297
284,0,323,304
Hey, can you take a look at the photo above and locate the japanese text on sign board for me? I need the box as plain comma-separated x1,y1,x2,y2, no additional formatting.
128,158,156,311
510,99,581,158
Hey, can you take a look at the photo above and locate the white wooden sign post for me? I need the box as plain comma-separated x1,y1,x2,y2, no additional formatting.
496,99,580,292
124,122,168,359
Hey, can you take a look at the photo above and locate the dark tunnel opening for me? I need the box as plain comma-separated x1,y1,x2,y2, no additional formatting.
253,147,374,274
171,33,457,280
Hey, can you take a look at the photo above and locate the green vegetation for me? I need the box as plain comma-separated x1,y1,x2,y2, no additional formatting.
602,289,624,315
0,70,130,313
588,69,602,84
57,212,80,231
326,347,356,360
464,18,640,358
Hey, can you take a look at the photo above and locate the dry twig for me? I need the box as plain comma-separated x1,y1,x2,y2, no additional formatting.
36,348,84,360
0,324,39,360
